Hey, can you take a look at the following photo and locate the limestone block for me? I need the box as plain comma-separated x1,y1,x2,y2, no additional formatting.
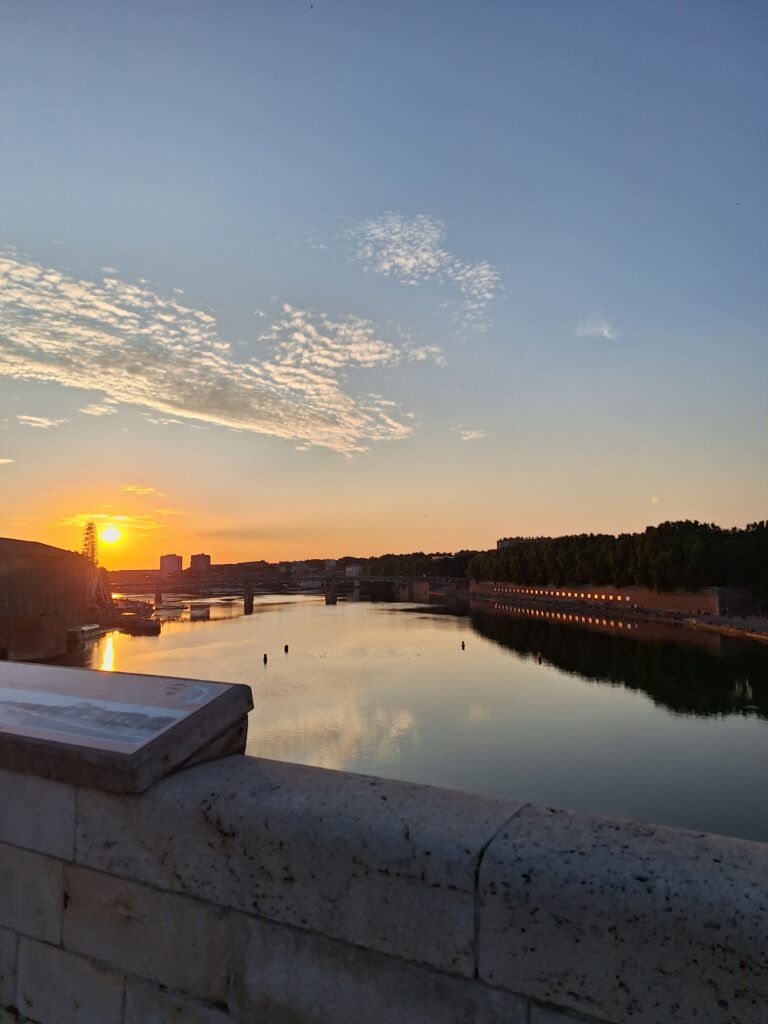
530,1005,600,1024
62,865,240,1004
76,756,522,975
125,978,235,1024
16,938,123,1024
0,927,16,1004
0,767,75,859
479,805,768,1024
231,912,529,1024
0,843,62,944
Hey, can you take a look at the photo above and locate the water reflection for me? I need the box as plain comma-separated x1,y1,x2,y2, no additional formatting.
99,634,115,672
469,601,766,718
33,595,768,839
251,701,417,773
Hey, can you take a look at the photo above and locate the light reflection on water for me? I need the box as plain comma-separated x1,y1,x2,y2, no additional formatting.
99,634,115,672
60,595,768,842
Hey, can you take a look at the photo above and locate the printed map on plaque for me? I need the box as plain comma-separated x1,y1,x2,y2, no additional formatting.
0,662,253,792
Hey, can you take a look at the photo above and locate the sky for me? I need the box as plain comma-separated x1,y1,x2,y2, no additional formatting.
0,0,766,569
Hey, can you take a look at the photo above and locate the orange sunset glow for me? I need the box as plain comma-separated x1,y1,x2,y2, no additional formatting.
0,3,764,574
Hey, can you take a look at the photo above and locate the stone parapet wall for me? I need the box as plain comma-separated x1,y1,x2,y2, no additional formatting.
1,757,766,1023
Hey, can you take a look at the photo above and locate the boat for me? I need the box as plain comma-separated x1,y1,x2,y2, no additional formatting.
153,603,185,613
66,624,103,646
119,617,161,636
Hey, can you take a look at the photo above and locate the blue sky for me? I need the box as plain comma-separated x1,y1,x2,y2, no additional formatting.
1,1,766,565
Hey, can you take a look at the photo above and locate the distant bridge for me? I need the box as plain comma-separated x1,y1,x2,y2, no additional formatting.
112,572,470,606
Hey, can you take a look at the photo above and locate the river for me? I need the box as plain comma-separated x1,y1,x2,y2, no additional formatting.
56,594,768,842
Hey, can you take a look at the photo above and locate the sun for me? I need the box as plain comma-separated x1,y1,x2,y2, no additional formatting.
100,526,122,545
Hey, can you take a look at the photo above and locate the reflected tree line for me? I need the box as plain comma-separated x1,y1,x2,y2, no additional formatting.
467,521,768,599
470,608,767,718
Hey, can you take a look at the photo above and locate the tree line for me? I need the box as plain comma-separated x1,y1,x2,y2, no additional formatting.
336,551,480,578
467,521,768,594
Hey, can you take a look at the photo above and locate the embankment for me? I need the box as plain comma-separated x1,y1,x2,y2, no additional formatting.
470,580,768,644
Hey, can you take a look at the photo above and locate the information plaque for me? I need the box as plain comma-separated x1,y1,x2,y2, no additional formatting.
0,662,253,793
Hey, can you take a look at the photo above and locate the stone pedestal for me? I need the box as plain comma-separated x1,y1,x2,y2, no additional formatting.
0,662,253,793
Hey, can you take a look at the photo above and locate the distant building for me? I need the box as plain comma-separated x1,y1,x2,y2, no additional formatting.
159,553,183,576
325,559,337,571
497,537,537,550
345,564,363,579
190,553,211,573
0,538,99,660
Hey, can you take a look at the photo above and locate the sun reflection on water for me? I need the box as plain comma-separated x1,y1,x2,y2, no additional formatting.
100,634,115,672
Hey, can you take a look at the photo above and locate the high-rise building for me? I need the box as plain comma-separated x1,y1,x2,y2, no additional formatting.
190,553,211,573
159,553,183,576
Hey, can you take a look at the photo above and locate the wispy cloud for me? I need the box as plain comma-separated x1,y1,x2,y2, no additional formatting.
153,507,187,516
0,457,14,465
407,344,446,366
55,512,134,527
0,252,438,455
79,403,117,416
452,424,489,442
16,414,68,429
347,213,501,331
576,315,618,341
144,416,185,427
119,484,158,496
50,510,180,540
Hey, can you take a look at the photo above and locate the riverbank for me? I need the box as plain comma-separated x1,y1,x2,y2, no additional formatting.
683,613,768,645
470,588,768,646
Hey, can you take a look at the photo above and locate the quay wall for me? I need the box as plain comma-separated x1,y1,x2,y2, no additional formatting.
471,580,753,615
1,756,766,1024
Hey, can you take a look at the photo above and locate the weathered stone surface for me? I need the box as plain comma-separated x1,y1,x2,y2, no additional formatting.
232,912,529,1024
0,767,75,860
479,805,768,1024
76,756,522,975
16,938,123,1024
62,865,240,1003
125,978,234,1024
0,843,62,944
0,927,16,1005
530,1004,603,1024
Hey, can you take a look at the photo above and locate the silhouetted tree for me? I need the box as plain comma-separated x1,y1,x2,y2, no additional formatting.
468,522,768,593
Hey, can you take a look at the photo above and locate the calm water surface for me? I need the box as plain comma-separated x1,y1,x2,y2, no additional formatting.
61,595,768,842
